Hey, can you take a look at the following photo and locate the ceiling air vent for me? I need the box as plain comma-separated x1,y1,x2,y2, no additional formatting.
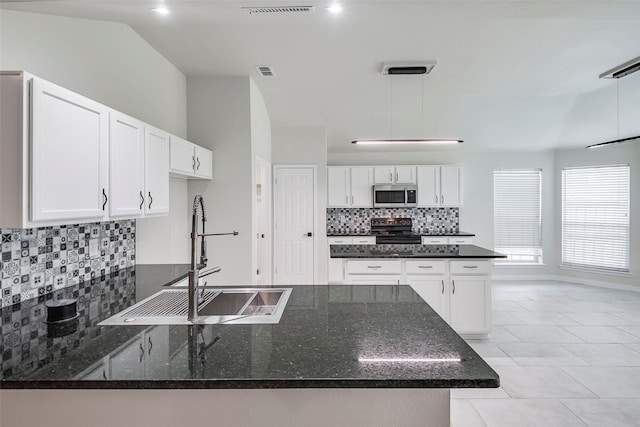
242,6,314,14
381,61,437,75
600,56,640,79
255,65,277,77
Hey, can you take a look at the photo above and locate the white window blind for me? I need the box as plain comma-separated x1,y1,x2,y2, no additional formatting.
493,170,542,264
562,165,630,273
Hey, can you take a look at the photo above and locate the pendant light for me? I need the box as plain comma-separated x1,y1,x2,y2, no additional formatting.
586,56,640,149
352,62,463,145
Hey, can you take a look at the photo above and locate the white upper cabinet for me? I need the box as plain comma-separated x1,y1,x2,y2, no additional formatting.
440,166,462,206
30,77,109,223
373,166,416,184
144,126,170,216
417,165,462,207
109,111,145,218
0,71,175,227
169,135,213,179
327,166,373,208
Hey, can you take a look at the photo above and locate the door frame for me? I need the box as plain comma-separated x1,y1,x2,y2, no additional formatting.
273,165,318,285
255,156,272,285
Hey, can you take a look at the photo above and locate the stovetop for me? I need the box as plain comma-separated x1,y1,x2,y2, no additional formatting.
371,217,421,244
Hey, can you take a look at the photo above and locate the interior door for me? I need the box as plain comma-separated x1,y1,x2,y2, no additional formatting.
274,167,315,285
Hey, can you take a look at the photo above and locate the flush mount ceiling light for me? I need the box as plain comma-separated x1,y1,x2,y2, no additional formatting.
151,6,170,15
587,56,640,149
352,139,463,145
327,3,343,13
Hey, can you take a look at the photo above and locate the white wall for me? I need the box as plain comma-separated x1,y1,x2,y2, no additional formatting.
272,127,329,284
554,143,640,288
0,9,191,264
187,77,271,284
327,150,557,279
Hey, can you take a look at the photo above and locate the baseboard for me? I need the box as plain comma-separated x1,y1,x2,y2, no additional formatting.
492,274,640,293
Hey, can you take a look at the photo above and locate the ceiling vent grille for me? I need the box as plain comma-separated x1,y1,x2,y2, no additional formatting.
381,61,437,75
242,6,314,14
255,65,277,77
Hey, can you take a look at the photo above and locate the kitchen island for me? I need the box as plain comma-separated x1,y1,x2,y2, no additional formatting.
1,265,498,427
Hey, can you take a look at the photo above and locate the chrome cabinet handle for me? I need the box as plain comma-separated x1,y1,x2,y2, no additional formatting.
351,195,354,204
435,195,438,204
441,195,444,204
395,172,398,182
367,265,382,269
139,191,144,210
441,280,445,294
102,370,107,380
139,343,144,362
463,265,478,269
148,192,153,209
102,189,108,210
452,280,456,294
148,336,153,355
418,265,433,269
197,157,201,170
192,156,196,169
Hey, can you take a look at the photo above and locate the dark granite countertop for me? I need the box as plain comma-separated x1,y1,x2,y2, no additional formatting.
327,231,476,237
331,244,506,259
1,264,498,390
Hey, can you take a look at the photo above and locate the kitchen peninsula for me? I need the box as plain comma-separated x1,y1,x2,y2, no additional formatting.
1,265,499,427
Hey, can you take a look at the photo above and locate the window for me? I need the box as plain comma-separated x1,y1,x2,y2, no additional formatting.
562,165,630,273
493,170,542,265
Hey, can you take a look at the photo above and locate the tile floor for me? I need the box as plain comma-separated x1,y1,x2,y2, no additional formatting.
452,280,640,427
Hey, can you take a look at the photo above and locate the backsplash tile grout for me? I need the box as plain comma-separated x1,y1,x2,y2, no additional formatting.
0,220,135,308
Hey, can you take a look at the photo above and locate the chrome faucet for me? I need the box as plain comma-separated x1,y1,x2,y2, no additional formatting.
188,195,238,321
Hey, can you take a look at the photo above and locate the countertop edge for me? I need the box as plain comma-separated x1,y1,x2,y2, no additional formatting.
1,378,499,390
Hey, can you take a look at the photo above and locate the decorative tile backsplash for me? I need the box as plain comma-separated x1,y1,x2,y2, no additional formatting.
1,267,137,378
326,208,459,235
0,220,135,308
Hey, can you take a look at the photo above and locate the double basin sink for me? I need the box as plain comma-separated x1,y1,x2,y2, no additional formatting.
99,282,292,326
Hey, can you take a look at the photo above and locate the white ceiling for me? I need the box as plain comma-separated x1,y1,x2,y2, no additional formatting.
3,0,640,153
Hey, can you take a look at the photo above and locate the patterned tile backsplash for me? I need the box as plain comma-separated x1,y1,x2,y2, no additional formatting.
327,207,459,235
0,220,135,308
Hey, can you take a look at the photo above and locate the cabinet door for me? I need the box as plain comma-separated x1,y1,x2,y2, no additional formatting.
30,77,109,222
449,276,491,334
327,166,350,207
350,167,373,207
373,166,394,184
394,166,416,184
417,166,440,207
169,135,195,176
440,166,462,206
109,111,145,218
144,127,170,215
407,277,448,320
194,145,213,179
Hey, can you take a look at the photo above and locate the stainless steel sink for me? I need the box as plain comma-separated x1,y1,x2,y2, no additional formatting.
98,287,292,326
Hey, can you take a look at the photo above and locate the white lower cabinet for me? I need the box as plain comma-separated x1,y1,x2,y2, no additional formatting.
343,258,492,337
328,237,375,284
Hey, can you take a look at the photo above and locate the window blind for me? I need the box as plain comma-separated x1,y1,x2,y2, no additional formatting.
493,170,542,264
562,165,630,273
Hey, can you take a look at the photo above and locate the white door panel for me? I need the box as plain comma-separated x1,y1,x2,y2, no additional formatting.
275,167,315,285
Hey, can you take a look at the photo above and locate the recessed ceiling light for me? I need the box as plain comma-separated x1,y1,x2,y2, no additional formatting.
327,4,343,13
151,6,170,15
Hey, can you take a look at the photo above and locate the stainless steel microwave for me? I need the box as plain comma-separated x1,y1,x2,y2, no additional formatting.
373,185,418,208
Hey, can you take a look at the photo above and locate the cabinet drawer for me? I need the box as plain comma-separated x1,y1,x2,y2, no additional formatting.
405,260,446,275
448,237,474,245
353,236,376,245
347,260,402,275
450,260,491,275
328,237,353,245
421,236,448,244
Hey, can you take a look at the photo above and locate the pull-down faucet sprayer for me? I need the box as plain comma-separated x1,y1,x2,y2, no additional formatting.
188,195,238,321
